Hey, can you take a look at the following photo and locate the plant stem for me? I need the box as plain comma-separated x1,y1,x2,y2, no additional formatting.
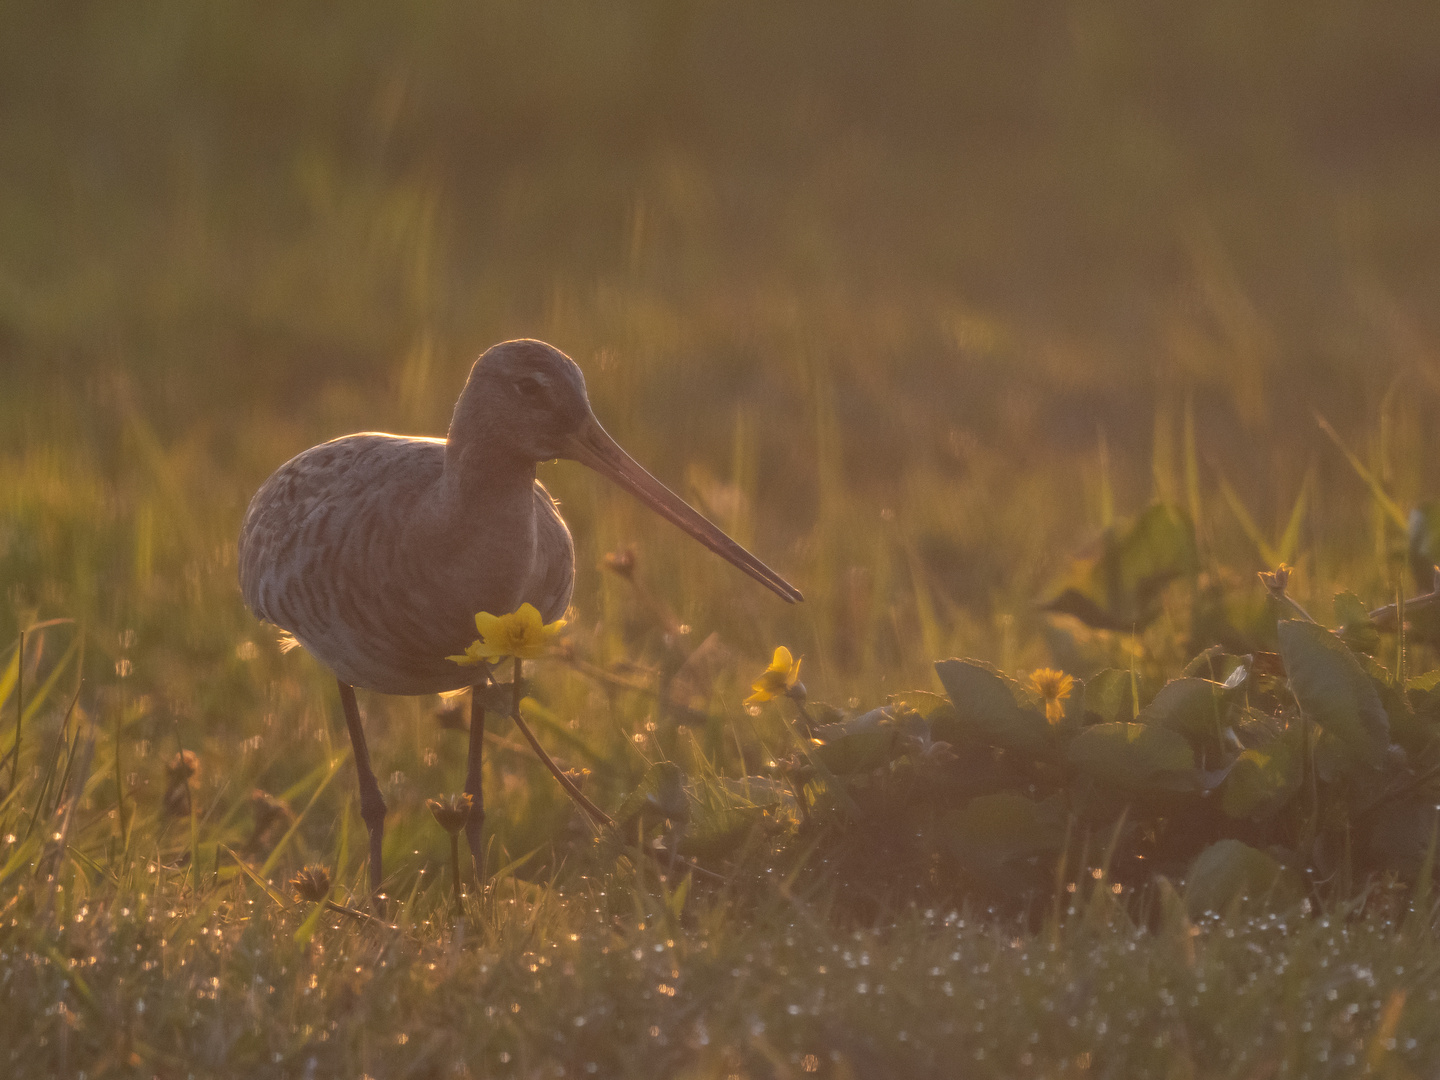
786,694,814,737
114,693,129,850
12,630,23,793
450,832,462,907
508,657,725,883
1396,583,1406,684
511,658,611,829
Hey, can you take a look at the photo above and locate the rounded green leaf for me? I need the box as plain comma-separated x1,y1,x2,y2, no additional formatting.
1333,591,1380,655
1220,733,1301,820
1185,839,1298,917
1039,503,1199,631
1277,619,1389,769
1366,801,1440,876
810,710,899,774
1137,677,1228,745
1083,669,1142,724
943,793,1066,895
1067,722,1198,794
935,659,1051,754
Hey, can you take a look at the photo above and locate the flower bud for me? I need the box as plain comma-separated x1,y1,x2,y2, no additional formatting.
290,865,332,904
427,793,474,835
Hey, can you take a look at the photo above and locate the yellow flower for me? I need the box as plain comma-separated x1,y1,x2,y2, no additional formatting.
746,646,803,704
448,602,567,666
1029,667,1074,724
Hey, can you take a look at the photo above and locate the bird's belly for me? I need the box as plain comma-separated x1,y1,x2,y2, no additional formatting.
294,553,571,697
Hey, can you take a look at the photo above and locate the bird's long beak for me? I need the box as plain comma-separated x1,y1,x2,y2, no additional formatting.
560,416,803,603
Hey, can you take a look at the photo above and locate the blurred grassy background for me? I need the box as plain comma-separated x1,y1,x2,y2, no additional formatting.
4,0,1440,853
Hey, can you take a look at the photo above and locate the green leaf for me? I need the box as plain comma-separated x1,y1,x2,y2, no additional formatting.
614,762,691,829
1067,722,1199,794
1184,839,1298,917
1406,669,1440,694
1082,669,1142,724
1220,733,1301,820
1366,802,1440,877
810,709,899,774
887,690,958,727
934,659,1051,754
1277,619,1389,769
1137,678,1229,746
1039,503,1199,632
1182,648,1248,685
1334,591,1380,655
677,804,768,861
942,793,1065,894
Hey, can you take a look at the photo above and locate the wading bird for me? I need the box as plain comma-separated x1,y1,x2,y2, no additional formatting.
238,339,801,903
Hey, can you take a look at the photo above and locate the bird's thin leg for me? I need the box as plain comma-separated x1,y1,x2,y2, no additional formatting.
337,680,387,911
464,681,487,887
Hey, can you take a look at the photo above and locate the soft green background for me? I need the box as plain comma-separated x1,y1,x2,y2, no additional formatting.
6,1,1439,677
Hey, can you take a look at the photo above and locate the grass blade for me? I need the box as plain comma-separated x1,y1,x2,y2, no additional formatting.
1316,412,1408,530
259,755,345,878
222,845,293,910
1216,470,1279,568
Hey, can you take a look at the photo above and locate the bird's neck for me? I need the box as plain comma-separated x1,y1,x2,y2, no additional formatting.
440,437,538,506
406,440,540,614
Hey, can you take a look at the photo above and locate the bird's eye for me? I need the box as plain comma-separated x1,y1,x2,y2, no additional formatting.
515,376,545,401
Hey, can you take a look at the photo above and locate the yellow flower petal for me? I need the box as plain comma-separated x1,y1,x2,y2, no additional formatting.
1028,668,1073,725
454,604,568,665
746,647,801,704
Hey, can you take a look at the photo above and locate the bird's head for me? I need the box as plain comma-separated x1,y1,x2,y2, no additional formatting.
450,339,802,603
453,339,593,464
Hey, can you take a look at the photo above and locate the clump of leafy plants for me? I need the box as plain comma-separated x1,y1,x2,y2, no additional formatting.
616,503,1440,919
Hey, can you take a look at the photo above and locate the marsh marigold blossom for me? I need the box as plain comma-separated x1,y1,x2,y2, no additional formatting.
1029,667,1074,724
448,602,567,666
746,646,803,704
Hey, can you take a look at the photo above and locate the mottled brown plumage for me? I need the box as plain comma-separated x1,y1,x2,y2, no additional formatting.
240,433,573,696
237,339,800,905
